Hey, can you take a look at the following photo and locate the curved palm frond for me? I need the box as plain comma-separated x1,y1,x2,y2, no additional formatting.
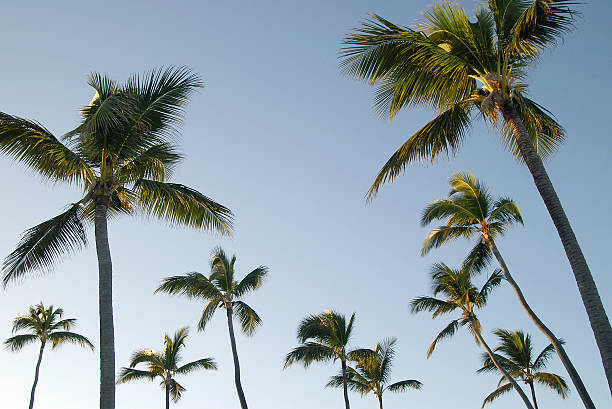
2,202,87,285
284,342,336,368
326,366,372,396
116,367,158,384
481,382,514,408
233,266,268,297
48,331,94,350
426,319,459,357
534,371,569,397
4,334,38,352
197,298,223,331
117,143,183,183
155,273,222,300
175,357,217,374
232,301,261,336
386,379,422,392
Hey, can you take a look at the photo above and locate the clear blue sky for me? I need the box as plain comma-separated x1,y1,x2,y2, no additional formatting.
1,1,610,408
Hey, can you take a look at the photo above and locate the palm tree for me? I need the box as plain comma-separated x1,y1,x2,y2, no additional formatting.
477,329,569,409
4,303,93,409
411,262,534,409
155,247,267,409
420,171,592,408
327,337,422,409
0,67,233,409
284,310,369,409
341,1,612,389
117,327,217,409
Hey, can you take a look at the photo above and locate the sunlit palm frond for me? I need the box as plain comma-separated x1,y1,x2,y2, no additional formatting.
326,367,372,396
421,225,475,256
134,179,233,235
534,371,569,397
2,202,87,285
233,266,268,297
155,273,222,300
176,357,217,374
426,319,459,357
117,143,183,183
481,381,514,408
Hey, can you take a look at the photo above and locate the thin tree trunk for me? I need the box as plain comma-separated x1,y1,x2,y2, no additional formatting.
378,394,383,409
165,382,170,409
226,307,248,409
487,237,595,409
529,381,539,409
95,196,115,409
500,99,612,393
469,316,534,409
28,341,45,409
340,356,351,409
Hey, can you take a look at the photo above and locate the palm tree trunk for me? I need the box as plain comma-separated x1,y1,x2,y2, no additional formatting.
28,341,45,409
528,381,539,409
377,394,383,409
500,99,612,393
95,195,115,409
469,316,534,409
340,356,351,409
165,382,170,409
226,307,248,409
487,237,595,409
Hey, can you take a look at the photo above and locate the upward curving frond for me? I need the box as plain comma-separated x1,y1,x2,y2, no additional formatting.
426,319,459,358
481,381,514,408
2,202,87,286
134,179,233,235
233,266,268,297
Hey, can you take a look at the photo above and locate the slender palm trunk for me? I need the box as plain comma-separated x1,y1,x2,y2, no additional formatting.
226,307,248,409
28,341,45,409
377,394,383,409
95,196,115,409
500,99,612,393
469,316,534,409
340,356,351,409
487,237,595,409
528,381,539,409
165,382,170,409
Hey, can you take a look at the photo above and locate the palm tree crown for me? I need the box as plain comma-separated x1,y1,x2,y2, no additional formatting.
421,171,522,270
327,337,422,409
478,329,568,408
0,66,233,284
5,303,93,352
117,327,217,405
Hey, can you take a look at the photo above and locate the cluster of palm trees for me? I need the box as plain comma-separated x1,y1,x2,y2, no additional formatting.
0,1,609,408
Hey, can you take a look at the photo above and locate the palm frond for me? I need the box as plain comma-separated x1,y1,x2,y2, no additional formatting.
232,301,261,336
481,382,514,408
326,368,372,396
48,331,94,350
2,202,87,285
386,379,422,392
197,298,222,332
116,367,158,384
155,273,223,300
175,357,217,374
532,341,561,370
134,179,233,235
117,143,183,183
421,225,475,256
4,334,38,352
233,266,268,297
410,296,456,317
534,371,569,397
284,342,335,368
426,319,459,357
463,241,493,273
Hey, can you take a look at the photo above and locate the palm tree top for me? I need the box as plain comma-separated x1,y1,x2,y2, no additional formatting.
0,66,234,285
340,1,577,198
4,302,93,351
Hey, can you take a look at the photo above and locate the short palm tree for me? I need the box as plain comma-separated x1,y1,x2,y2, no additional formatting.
477,329,568,409
4,303,93,409
0,67,233,409
155,247,267,409
341,1,611,389
420,171,591,407
411,262,534,409
117,327,217,409
327,337,422,409
284,310,366,409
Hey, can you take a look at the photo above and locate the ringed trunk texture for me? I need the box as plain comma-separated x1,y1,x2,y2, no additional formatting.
341,357,351,409
95,196,115,409
226,307,248,409
469,317,534,409
529,381,539,409
488,237,595,409
29,341,45,409
500,99,612,393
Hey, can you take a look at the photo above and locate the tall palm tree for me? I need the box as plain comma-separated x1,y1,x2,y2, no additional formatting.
420,171,592,408
477,329,569,409
117,327,217,409
327,337,422,409
4,303,93,409
411,262,535,409
341,1,611,388
0,67,234,409
155,247,267,409
284,310,364,409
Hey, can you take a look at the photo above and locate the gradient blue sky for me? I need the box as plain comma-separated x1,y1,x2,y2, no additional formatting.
1,1,610,408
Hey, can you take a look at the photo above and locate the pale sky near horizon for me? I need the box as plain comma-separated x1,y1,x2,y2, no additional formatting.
0,1,610,408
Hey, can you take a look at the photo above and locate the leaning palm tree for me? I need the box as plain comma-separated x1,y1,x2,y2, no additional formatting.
411,263,534,409
327,337,422,409
117,327,217,409
420,171,592,407
155,247,267,409
341,1,611,389
477,329,569,409
4,303,93,409
284,310,365,409
0,67,233,409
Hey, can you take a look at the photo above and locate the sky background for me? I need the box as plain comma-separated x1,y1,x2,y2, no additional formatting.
0,1,610,408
